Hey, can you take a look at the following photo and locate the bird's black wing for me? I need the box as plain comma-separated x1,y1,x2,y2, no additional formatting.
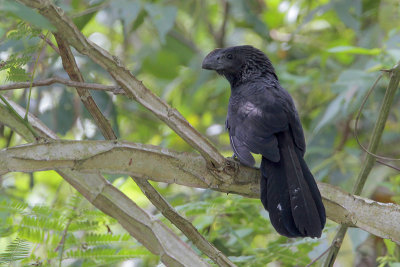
277,87,306,155
227,82,289,164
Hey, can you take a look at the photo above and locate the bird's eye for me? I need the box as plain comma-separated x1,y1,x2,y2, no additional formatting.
226,54,233,59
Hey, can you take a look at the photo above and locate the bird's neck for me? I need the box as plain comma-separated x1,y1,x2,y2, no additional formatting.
224,64,278,88
223,73,241,88
227,72,278,90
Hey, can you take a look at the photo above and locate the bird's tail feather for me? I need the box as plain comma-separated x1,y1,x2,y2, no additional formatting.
260,131,325,238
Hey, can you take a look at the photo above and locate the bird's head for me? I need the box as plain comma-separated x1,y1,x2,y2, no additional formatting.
202,47,244,74
202,45,277,86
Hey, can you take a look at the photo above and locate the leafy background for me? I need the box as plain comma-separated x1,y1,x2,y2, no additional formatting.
1,0,400,266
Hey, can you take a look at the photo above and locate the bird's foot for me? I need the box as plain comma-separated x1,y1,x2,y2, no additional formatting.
227,154,240,162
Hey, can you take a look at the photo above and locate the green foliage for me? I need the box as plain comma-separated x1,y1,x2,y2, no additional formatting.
0,193,154,266
1,22,41,82
377,239,400,267
0,238,30,264
1,0,400,266
0,0,55,31
175,194,318,266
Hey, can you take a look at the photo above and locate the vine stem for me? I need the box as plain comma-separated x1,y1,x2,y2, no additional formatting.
323,62,400,267
25,31,50,120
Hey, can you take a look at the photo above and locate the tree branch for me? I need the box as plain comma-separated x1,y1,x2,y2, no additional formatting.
1,136,400,244
215,0,230,47
16,0,228,174
0,99,210,267
54,33,117,140
0,76,124,94
38,33,59,53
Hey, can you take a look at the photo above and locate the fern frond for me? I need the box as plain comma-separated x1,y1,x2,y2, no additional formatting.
84,233,131,245
0,224,17,238
21,216,65,232
65,248,146,260
81,209,117,224
18,226,46,243
6,66,31,82
0,199,29,214
0,238,30,264
6,22,41,40
68,220,99,232
31,205,62,219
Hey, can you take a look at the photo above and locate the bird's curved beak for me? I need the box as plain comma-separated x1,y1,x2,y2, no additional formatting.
202,48,222,70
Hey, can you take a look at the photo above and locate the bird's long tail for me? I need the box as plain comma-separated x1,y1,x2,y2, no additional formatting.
260,131,326,238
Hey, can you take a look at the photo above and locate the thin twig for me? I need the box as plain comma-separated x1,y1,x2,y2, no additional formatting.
354,72,400,162
206,0,230,47
376,159,400,172
169,30,201,53
55,208,77,267
0,95,39,138
335,116,353,151
324,63,400,266
70,1,111,18
39,33,59,54
0,76,124,94
306,244,333,267
215,0,230,47
25,31,50,120
54,217,74,252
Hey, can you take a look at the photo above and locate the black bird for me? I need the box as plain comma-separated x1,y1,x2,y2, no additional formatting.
202,45,325,238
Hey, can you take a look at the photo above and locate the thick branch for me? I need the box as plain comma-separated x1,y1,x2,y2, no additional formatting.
16,0,227,173
54,33,117,140
0,100,209,267
1,138,400,244
0,76,124,94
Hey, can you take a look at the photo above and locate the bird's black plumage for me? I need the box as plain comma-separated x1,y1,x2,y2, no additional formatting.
202,45,326,238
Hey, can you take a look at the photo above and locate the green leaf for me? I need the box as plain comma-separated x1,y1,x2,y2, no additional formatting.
110,0,141,30
327,46,381,55
144,3,177,43
314,93,344,132
56,90,76,135
229,255,256,263
2,0,55,31
384,239,396,256
6,66,31,82
333,0,361,31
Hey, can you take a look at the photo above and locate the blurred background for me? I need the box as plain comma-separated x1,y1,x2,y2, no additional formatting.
1,0,400,266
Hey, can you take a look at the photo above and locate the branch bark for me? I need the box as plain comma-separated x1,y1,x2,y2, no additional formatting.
16,0,228,175
1,134,400,244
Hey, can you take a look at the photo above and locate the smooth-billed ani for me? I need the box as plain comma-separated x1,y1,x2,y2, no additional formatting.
202,45,326,238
